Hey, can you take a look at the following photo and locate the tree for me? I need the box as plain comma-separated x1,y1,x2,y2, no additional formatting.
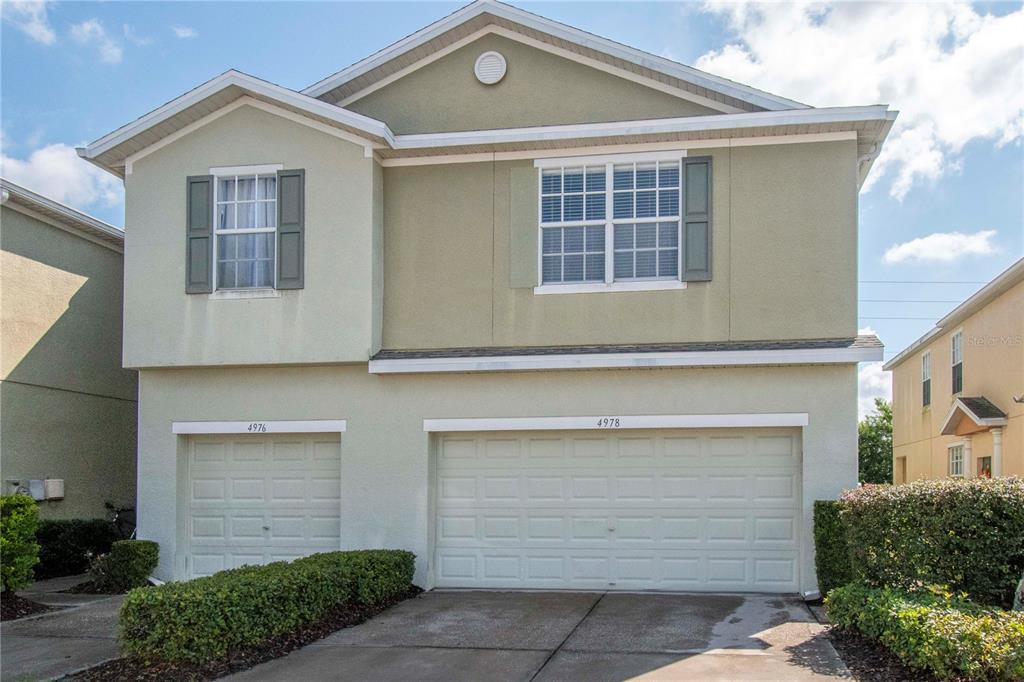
858,398,893,484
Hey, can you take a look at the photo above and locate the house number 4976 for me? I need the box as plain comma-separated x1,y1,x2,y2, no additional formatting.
247,422,268,433
596,417,621,428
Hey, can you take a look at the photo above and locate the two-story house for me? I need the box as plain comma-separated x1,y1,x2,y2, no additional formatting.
885,258,1023,483
78,0,893,595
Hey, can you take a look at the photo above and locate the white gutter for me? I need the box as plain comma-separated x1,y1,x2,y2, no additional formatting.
0,178,124,243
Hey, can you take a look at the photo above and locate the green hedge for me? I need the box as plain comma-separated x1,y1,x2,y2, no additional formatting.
36,519,122,579
841,477,1024,607
89,540,159,593
813,500,853,597
1,495,40,591
120,549,415,663
827,583,1024,680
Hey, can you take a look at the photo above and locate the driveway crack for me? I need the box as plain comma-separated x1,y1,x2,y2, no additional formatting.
528,591,606,682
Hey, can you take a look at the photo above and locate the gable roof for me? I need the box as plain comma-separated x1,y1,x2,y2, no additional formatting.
1,178,124,252
940,397,1009,436
302,0,808,113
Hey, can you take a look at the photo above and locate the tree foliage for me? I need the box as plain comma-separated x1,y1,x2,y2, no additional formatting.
859,398,893,484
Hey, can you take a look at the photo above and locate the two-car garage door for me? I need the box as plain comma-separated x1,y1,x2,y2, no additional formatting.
434,428,801,591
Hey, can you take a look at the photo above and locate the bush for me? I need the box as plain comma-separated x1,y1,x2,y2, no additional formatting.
89,540,159,593
813,500,853,597
841,477,1024,607
120,549,415,663
1,494,40,591
36,519,122,579
827,583,1024,680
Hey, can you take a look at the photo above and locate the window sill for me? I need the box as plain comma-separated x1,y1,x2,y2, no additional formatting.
208,288,281,300
534,280,687,295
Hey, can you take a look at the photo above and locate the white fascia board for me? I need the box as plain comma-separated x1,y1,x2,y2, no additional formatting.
940,399,1008,435
172,419,347,434
883,326,942,371
0,178,124,243
302,0,807,111
390,105,893,150
79,70,395,162
423,412,810,432
370,345,884,375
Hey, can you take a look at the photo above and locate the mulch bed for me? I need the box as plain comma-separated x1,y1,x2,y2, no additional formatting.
1,593,56,621
828,628,940,682
64,586,423,681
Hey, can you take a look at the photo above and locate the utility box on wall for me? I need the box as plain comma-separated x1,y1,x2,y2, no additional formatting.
44,479,65,500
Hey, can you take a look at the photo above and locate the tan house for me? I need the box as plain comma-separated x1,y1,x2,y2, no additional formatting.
77,0,894,595
1,179,138,519
885,258,1023,483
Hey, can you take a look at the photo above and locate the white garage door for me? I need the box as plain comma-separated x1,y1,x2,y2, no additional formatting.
434,428,801,591
187,433,341,578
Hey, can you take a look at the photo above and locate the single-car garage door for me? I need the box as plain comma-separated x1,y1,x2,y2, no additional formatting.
434,428,801,591
187,433,341,578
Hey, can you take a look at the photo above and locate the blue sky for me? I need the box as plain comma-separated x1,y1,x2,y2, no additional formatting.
3,1,1022,414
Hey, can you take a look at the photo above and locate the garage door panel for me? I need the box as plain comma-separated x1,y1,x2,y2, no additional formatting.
435,429,800,591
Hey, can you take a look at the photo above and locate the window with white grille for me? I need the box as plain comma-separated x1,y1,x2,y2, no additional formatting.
948,444,964,477
214,171,277,289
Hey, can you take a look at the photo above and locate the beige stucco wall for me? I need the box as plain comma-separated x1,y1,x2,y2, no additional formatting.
382,139,858,349
123,104,380,369
136,362,857,593
344,33,719,134
891,279,1023,479
1,205,137,519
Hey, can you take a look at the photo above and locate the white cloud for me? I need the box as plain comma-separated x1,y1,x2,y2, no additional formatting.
123,24,153,47
1,143,123,210
858,361,891,420
71,18,122,64
172,25,197,39
883,229,998,264
2,1,56,45
694,2,1024,200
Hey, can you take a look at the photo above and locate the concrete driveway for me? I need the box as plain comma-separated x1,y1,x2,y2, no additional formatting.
227,591,849,681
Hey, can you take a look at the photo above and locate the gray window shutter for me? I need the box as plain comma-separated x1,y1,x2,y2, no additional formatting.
682,157,712,282
509,165,538,288
276,169,305,290
185,175,213,293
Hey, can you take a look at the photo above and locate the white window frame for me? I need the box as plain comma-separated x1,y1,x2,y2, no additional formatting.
948,443,964,477
921,351,931,408
534,151,688,295
210,163,283,292
950,329,963,395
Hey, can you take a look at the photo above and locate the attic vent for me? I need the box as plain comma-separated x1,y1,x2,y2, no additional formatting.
474,51,507,85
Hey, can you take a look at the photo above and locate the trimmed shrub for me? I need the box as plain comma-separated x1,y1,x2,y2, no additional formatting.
827,583,1024,680
841,477,1024,607
89,540,159,593
1,494,40,591
120,549,415,663
813,500,852,597
36,518,122,579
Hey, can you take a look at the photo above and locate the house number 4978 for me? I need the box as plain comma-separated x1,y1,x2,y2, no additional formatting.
596,417,621,428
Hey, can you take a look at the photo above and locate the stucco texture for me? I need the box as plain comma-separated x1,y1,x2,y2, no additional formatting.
382,140,858,350
137,363,857,594
124,104,379,368
345,33,719,134
1,206,137,519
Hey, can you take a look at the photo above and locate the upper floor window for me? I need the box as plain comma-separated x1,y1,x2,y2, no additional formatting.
535,152,710,293
921,351,931,407
951,330,963,395
948,444,964,477
214,172,277,289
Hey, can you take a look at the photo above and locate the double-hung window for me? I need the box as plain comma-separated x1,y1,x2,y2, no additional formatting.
951,330,963,395
921,352,932,407
948,444,964,477
540,166,607,283
213,170,278,290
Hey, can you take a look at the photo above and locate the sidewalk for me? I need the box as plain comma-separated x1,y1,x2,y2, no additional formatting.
1,576,123,682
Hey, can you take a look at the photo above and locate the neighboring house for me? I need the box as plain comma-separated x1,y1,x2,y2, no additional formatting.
0,179,138,520
885,258,1023,483
77,0,894,595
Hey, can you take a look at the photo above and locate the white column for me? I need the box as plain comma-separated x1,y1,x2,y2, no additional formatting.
963,435,973,477
992,427,1003,477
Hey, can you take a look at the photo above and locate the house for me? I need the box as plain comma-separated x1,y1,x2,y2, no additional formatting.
1,179,138,519
884,258,1023,483
77,0,894,595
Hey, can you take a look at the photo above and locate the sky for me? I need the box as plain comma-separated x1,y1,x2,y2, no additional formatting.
2,1,1023,417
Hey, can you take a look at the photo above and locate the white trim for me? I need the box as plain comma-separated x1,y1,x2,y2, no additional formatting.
947,441,965,477
370,345,883,374
940,398,1009,436
302,0,807,110
535,280,687,296
208,288,281,301
335,26,742,115
172,419,347,435
422,412,809,432
209,163,283,176
534,150,688,168
0,179,124,250
2,201,124,254
377,131,859,167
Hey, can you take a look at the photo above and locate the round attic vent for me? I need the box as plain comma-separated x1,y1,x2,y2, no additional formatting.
474,51,507,85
